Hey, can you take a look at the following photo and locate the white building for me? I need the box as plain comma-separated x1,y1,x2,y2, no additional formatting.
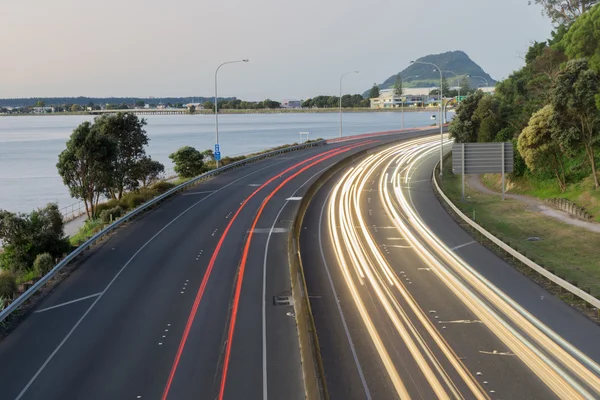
281,99,302,108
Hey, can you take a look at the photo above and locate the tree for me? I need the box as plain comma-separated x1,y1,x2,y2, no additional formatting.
203,101,214,111
133,156,164,187
472,95,501,142
57,121,117,218
34,100,45,107
0,204,68,273
394,75,403,98
448,91,485,143
94,113,149,199
518,105,568,191
551,59,600,189
169,146,206,178
369,84,380,99
71,104,80,112
188,105,196,114
528,0,599,25
302,98,313,108
341,94,353,108
562,4,600,71
201,149,215,163
135,100,145,108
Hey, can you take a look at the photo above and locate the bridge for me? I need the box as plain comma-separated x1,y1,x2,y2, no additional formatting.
89,108,188,115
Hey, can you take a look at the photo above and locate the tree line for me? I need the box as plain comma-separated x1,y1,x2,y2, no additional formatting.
449,1,600,192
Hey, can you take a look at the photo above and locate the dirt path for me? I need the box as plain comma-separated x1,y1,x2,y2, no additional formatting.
467,175,600,234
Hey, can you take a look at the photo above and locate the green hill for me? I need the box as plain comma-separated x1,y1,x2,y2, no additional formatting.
366,51,496,95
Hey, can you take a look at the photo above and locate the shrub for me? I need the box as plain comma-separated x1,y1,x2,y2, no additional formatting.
99,206,124,224
95,199,119,215
0,271,17,298
33,253,54,277
126,194,146,209
151,181,176,194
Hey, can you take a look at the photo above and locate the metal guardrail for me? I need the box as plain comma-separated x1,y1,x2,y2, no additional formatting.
432,160,600,310
0,140,326,322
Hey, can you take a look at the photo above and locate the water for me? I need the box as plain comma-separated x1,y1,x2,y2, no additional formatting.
0,111,450,213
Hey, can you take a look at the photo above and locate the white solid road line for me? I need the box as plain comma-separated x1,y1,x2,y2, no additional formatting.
450,241,476,251
181,190,216,196
34,293,103,314
14,156,297,400
261,166,329,400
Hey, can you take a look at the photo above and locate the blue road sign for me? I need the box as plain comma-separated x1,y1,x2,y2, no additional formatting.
215,151,221,161
214,144,220,152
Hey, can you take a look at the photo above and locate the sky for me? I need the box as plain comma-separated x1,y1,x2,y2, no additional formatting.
0,0,553,101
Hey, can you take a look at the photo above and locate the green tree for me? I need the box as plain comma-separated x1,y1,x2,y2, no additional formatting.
0,204,68,273
34,100,45,107
201,149,215,163
394,75,403,98
135,100,145,108
551,59,600,189
441,76,450,96
369,84,380,99
202,101,214,111
302,98,313,108
57,121,117,218
518,105,568,191
133,156,165,187
448,91,485,143
188,105,196,114
351,94,365,107
473,95,501,142
561,4,600,71
528,0,599,25
71,104,80,112
341,94,353,108
169,146,206,178
94,113,149,199
33,253,55,277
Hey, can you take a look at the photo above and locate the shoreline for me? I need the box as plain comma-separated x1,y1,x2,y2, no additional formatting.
0,107,455,117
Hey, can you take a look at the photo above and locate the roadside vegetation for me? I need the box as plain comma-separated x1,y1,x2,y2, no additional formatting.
449,2,600,220
440,156,600,300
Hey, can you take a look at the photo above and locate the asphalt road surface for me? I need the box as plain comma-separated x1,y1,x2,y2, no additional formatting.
0,128,437,400
301,137,600,400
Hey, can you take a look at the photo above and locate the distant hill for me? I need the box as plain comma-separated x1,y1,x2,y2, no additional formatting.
364,50,496,95
0,96,233,108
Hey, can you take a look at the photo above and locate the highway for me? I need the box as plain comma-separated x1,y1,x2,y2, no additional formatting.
0,128,435,400
301,136,600,399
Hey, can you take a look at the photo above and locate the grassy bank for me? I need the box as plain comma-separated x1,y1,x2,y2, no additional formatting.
480,173,600,222
440,155,600,299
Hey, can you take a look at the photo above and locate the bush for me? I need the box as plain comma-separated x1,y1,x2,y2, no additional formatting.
0,271,17,298
151,181,176,194
33,253,54,277
95,199,119,215
99,206,124,224
125,194,146,209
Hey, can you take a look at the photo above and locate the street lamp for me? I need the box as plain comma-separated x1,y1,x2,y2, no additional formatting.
339,71,359,138
215,59,249,168
397,75,419,130
440,70,460,123
467,74,489,88
410,60,444,176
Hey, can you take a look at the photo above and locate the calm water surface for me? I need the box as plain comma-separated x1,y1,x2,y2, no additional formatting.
0,112,450,213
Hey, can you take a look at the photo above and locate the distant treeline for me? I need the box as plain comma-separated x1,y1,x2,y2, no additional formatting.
0,97,234,108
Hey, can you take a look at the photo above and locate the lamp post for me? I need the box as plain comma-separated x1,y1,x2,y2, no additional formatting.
467,74,489,88
215,59,249,168
397,75,419,130
340,71,359,138
441,70,459,123
410,60,444,176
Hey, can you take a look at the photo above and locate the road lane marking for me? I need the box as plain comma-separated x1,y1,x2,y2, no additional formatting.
250,228,288,234
14,153,309,400
479,350,515,356
261,166,330,400
450,241,476,251
285,197,302,201
34,293,103,313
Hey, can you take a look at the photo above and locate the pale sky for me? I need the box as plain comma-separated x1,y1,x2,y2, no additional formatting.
0,0,552,101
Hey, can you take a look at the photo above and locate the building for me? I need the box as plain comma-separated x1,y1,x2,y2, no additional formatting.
281,99,302,109
186,103,204,110
32,106,54,114
370,88,440,109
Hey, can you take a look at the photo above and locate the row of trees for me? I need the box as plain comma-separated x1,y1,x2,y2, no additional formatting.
367,75,477,101
301,94,369,108
450,2,600,192
57,113,165,218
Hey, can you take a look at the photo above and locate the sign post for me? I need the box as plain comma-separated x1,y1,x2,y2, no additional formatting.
452,142,514,201
214,144,221,163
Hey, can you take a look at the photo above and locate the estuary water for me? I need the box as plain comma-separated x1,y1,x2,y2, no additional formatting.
0,111,449,213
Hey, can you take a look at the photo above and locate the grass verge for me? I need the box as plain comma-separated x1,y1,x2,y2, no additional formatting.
439,155,600,319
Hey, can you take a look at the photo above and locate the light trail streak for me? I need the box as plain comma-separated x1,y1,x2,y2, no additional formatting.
324,135,600,399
